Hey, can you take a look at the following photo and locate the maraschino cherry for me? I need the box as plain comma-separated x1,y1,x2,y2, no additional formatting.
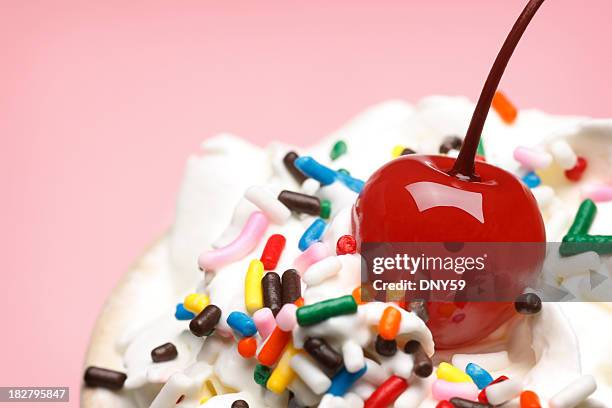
352,0,546,349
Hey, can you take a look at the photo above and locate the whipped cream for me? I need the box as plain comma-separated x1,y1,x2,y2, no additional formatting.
92,96,612,407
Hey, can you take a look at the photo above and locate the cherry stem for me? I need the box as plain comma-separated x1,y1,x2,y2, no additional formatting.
450,0,545,181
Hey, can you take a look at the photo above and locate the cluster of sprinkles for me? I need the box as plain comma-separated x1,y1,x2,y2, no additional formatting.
85,126,602,407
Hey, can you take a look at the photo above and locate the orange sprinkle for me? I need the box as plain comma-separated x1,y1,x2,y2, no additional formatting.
378,306,402,340
520,390,541,408
492,90,518,124
294,297,304,307
352,287,365,305
257,326,291,366
237,337,257,358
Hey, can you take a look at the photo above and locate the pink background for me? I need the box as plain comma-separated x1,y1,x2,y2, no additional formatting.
1,0,611,405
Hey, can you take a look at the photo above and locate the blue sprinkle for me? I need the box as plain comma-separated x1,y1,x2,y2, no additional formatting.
327,365,367,396
298,218,327,251
294,156,337,186
522,171,541,188
336,171,365,193
175,303,195,320
465,363,494,389
226,311,257,337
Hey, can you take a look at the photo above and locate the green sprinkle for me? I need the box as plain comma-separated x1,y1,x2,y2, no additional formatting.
337,168,350,176
296,295,358,326
560,234,612,256
330,140,348,161
560,199,612,256
477,139,486,157
567,199,597,236
320,199,331,219
253,364,271,386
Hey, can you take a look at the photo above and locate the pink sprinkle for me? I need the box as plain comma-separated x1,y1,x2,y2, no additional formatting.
513,146,552,170
582,184,612,203
293,242,328,275
198,211,269,270
432,379,479,401
275,303,298,331
253,307,276,339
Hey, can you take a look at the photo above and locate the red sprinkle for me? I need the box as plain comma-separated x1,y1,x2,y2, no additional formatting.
435,401,454,408
237,337,257,358
336,235,357,255
479,375,508,403
260,234,286,270
564,156,587,182
364,375,408,408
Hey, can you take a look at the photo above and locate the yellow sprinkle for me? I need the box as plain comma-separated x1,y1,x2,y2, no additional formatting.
437,362,473,383
245,259,264,314
267,342,299,394
184,293,210,314
198,379,217,404
391,145,405,159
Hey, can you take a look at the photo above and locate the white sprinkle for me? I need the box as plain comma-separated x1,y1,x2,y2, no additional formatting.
485,378,523,405
390,351,414,379
550,140,578,170
549,375,597,408
303,256,342,286
290,354,332,395
301,178,321,196
245,185,291,224
532,185,555,208
362,359,389,386
149,373,196,408
342,340,365,373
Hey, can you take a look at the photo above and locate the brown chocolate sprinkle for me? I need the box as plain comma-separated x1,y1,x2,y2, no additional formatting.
439,135,463,154
304,337,343,371
450,397,493,408
190,304,222,337
262,272,282,316
404,340,433,378
278,190,321,216
84,366,127,390
151,342,178,363
515,292,542,314
375,335,397,357
283,151,308,184
400,147,416,156
281,269,301,305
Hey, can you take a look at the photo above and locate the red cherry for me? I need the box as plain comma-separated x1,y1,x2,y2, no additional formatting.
352,0,546,349
353,156,545,348
436,401,454,408
564,156,587,182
